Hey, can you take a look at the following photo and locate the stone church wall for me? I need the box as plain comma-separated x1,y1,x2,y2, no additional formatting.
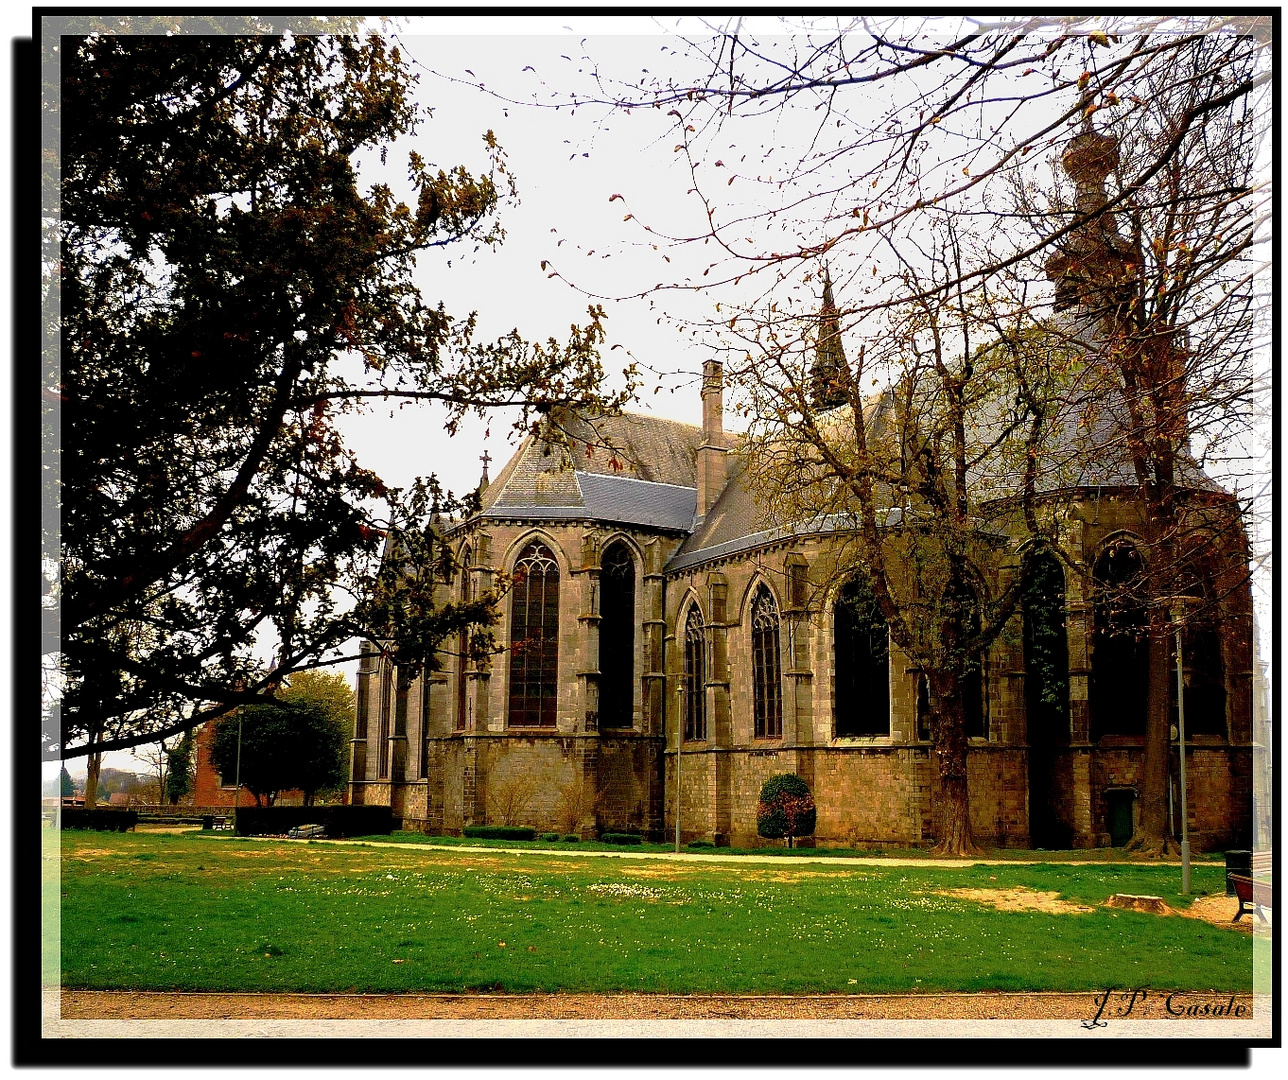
351,449,1254,852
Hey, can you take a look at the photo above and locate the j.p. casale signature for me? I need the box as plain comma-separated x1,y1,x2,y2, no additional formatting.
1082,988,1249,1028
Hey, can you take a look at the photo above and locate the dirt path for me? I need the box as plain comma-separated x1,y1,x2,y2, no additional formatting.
57,988,1259,1021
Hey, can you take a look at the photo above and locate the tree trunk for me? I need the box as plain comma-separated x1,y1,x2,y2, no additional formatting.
1128,611,1180,856
84,749,102,809
929,670,981,856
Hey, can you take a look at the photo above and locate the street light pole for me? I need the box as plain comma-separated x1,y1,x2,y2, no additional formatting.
233,710,244,830
674,685,683,854
1173,605,1191,895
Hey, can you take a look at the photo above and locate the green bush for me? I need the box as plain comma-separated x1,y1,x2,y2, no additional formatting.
462,825,536,841
540,832,560,843
757,774,817,847
601,832,643,845
561,834,581,843
686,839,715,850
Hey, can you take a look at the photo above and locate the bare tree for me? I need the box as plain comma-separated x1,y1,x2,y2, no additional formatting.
441,16,1267,855
555,776,604,836
488,774,541,827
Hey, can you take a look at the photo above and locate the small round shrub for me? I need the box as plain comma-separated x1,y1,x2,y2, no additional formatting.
540,832,560,843
601,832,643,845
561,834,580,843
757,773,817,847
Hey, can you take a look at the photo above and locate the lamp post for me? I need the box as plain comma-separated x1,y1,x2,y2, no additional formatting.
674,684,683,853
1173,602,1191,895
233,710,244,830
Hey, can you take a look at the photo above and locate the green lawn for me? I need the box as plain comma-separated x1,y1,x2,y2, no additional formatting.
53,830,1253,995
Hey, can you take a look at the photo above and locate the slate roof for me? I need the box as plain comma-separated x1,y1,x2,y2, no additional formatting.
1030,380,1225,495
472,367,1229,573
477,410,724,532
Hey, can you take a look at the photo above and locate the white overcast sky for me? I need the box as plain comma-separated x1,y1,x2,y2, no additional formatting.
342,18,741,502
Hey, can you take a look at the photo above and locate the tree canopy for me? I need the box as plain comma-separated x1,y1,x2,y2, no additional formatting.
45,21,633,763
210,672,353,806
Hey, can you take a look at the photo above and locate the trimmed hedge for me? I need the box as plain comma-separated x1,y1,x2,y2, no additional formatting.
686,839,716,850
540,832,561,843
461,825,536,841
232,805,393,839
60,808,138,832
601,832,643,845
561,834,581,843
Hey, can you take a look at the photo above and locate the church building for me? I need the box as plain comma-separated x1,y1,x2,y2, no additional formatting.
348,131,1254,852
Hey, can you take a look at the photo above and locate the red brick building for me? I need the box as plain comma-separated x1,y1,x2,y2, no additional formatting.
191,718,304,807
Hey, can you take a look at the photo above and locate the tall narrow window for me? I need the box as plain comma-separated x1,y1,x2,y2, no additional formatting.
834,575,890,736
455,547,471,730
1173,555,1227,738
683,604,707,741
1090,539,1148,739
751,585,783,738
508,541,560,727
1022,547,1069,739
420,676,430,778
915,673,932,741
393,670,410,783
598,541,636,727
1023,547,1070,849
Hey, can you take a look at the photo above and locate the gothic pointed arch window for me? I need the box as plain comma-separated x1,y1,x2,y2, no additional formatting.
834,575,890,737
1173,551,1227,738
683,602,707,741
1090,538,1148,739
598,541,636,728
1022,547,1070,739
508,540,560,727
455,546,472,731
751,584,783,739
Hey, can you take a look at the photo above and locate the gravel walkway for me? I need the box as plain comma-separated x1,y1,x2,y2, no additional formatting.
56,988,1260,1021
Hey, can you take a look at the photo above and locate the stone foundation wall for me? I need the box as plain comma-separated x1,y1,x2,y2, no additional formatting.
667,749,716,844
1184,745,1253,852
798,746,924,848
966,747,1030,847
596,736,665,837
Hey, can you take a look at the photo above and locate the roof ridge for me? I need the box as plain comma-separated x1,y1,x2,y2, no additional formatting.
576,471,696,491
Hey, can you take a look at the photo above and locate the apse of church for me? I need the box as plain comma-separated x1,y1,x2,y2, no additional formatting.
351,350,1251,850
350,133,1253,850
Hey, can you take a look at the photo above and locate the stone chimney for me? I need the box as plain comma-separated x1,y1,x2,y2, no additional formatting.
697,359,727,518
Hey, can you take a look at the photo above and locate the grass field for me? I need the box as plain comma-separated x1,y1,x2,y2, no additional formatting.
52,830,1253,995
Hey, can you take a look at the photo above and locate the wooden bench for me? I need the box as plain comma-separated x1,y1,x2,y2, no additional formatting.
213,815,233,831
1231,851,1272,923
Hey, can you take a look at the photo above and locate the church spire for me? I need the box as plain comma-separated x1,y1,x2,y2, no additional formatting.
810,266,849,410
